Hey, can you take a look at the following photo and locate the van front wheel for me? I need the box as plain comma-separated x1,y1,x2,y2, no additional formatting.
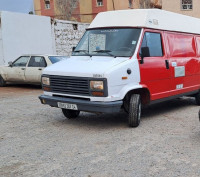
128,94,141,128
62,109,80,119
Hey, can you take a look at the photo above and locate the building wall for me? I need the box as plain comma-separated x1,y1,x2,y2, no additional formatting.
34,0,41,15
71,2,81,22
107,0,130,11
33,0,169,24
40,0,55,18
79,0,93,23
162,0,200,18
92,0,108,19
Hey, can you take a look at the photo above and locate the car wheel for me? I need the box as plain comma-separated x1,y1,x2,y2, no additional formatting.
195,92,200,105
128,94,141,128
62,109,80,119
0,75,6,87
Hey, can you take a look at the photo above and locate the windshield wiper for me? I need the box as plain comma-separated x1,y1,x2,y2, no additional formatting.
93,50,116,58
73,50,92,57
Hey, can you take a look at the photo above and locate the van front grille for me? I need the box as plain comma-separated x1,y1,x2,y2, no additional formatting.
49,75,90,96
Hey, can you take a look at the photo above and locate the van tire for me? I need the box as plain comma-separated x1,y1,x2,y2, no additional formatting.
0,75,6,87
62,109,80,119
195,92,200,105
128,94,141,128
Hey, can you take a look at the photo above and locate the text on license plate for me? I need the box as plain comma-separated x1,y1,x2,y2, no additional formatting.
57,102,78,110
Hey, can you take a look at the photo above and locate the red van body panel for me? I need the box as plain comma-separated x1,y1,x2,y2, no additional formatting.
166,32,200,96
196,37,200,57
138,28,200,101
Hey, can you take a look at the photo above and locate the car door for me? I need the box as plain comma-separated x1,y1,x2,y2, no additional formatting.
138,30,173,101
25,56,47,83
5,56,30,82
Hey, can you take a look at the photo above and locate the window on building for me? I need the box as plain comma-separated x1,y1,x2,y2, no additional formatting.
97,0,103,6
181,0,192,10
45,0,51,9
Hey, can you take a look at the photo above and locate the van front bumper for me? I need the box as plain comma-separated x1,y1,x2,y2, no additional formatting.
39,95,123,113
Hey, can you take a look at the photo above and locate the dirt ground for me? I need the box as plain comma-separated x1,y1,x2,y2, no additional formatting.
0,85,200,177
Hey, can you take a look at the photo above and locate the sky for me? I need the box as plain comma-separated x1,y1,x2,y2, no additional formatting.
0,0,34,14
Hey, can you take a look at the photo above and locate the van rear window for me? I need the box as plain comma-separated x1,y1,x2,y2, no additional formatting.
166,33,196,57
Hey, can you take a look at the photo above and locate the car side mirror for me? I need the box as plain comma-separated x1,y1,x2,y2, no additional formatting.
8,61,13,67
72,47,76,52
140,47,150,64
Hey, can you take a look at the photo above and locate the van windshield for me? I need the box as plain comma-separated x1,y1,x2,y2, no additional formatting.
72,28,141,57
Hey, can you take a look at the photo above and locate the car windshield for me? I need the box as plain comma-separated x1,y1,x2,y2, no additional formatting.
72,28,141,57
48,56,68,64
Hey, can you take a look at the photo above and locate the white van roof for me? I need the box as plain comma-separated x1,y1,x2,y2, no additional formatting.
89,9,200,35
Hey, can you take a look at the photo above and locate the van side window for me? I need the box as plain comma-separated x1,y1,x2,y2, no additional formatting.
140,32,163,57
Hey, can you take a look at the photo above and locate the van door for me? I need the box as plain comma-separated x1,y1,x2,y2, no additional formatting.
138,30,173,101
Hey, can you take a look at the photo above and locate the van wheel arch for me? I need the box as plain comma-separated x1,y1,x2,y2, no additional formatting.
123,88,150,112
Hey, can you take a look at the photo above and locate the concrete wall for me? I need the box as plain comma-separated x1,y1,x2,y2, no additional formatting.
162,0,200,18
0,11,55,65
53,19,89,56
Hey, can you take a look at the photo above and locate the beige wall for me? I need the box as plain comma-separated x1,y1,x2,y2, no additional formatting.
34,0,41,15
162,0,200,18
80,0,93,23
107,0,130,11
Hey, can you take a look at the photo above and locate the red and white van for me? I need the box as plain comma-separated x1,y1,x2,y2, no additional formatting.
39,9,200,127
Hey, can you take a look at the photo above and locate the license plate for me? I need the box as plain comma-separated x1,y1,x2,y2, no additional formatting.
57,102,78,110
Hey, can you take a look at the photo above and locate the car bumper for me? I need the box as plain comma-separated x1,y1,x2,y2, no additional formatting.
39,95,123,113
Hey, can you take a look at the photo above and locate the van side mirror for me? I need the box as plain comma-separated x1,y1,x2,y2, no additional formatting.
140,47,150,64
8,61,13,67
72,47,76,52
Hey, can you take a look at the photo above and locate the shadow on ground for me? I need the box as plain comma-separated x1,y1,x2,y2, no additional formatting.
54,97,197,129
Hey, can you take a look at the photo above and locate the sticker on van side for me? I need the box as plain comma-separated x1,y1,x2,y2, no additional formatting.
175,66,185,77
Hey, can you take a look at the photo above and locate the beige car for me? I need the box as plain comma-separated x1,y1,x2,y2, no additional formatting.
0,55,68,86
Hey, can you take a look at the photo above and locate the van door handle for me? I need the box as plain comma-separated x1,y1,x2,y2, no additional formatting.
165,60,169,69
38,68,42,70
21,68,25,70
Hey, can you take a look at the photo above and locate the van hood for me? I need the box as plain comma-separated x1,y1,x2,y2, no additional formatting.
43,56,128,77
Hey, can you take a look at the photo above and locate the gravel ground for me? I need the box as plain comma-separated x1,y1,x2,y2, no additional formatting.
0,85,200,177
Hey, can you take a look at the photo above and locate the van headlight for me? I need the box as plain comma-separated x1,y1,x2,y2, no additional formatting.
90,81,104,90
42,77,50,86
